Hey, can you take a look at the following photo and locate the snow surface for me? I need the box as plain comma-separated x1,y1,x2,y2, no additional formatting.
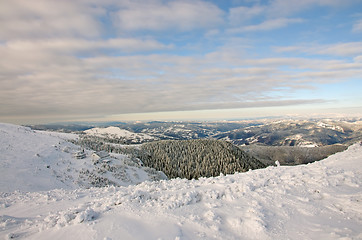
0,123,165,192
1,123,362,239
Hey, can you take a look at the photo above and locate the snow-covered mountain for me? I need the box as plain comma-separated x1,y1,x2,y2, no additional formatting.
0,123,165,192
84,126,156,143
1,122,361,239
30,118,362,146
213,119,362,146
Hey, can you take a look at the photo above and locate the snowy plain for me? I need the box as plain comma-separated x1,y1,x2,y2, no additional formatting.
0,123,361,239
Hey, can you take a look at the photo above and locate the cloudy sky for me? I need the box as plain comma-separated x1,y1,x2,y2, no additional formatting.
1,0,362,124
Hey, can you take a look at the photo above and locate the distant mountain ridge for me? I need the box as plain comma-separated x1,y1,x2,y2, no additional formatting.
213,119,362,146
29,118,362,147
84,126,156,144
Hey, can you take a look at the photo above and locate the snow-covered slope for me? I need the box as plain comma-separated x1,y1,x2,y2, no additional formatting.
1,125,361,239
84,126,156,143
0,123,165,192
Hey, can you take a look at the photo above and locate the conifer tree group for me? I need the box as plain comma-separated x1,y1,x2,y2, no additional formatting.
138,139,266,179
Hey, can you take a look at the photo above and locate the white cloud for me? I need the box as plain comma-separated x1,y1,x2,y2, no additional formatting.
354,55,362,62
112,0,224,32
352,19,362,33
318,42,362,56
267,0,358,17
228,5,265,24
1,43,360,122
275,42,362,57
225,0,360,35
228,18,304,33
0,0,361,123
0,0,103,40
4,38,172,54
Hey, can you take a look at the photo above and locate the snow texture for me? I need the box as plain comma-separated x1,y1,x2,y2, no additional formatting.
1,123,362,239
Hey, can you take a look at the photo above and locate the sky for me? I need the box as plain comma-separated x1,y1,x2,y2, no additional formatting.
1,0,362,124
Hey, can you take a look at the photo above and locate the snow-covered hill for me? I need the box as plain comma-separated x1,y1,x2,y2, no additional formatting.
0,123,165,192
1,123,361,239
84,126,156,143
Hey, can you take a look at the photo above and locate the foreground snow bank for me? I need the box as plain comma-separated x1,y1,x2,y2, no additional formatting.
1,143,361,239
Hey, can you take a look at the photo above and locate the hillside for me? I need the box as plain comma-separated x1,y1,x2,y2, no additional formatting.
0,123,166,192
1,137,361,239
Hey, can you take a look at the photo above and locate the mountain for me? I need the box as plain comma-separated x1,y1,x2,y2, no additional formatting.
0,123,166,192
124,121,260,140
0,125,361,239
84,126,157,144
29,118,362,147
213,119,362,146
